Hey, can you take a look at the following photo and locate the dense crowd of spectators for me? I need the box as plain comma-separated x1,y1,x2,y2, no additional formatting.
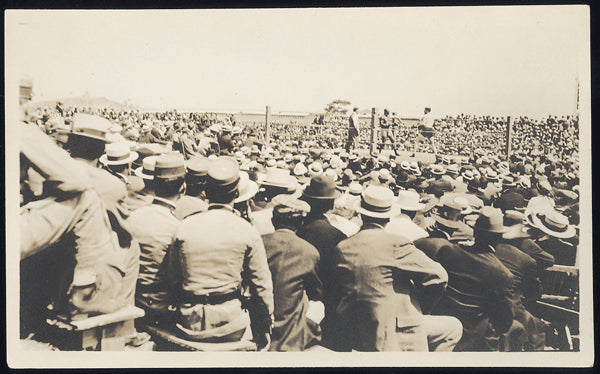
30,104,579,165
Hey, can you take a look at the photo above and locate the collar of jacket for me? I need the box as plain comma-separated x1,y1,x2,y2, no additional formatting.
152,196,177,212
208,203,241,216
304,213,326,224
361,222,385,231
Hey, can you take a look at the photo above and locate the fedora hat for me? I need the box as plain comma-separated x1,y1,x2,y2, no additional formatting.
303,175,341,200
134,155,159,180
63,113,112,142
474,206,508,233
529,208,576,239
358,185,401,218
495,191,526,212
433,199,465,229
235,171,259,203
99,142,138,166
396,190,426,212
154,153,186,181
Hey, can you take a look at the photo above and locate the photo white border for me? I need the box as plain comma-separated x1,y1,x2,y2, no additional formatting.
5,7,594,368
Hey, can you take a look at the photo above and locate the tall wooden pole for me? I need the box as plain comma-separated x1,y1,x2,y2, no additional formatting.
265,105,271,146
370,107,377,154
505,115,512,160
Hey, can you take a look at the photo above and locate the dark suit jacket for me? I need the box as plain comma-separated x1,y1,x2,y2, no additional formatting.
263,229,322,351
433,243,514,351
494,243,542,306
296,214,347,344
504,237,555,270
414,237,452,260
493,243,546,350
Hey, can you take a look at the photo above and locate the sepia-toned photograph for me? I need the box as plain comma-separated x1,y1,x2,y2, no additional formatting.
5,6,593,368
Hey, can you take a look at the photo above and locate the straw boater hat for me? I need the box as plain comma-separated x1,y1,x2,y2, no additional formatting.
308,162,323,176
99,142,139,166
260,167,298,192
358,185,401,219
134,155,159,180
348,182,363,196
431,164,445,176
525,207,576,239
61,113,112,142
293,162,308,176
462,169,475,181
446,164,460,176
409,161,421,176
235,171,259,203
395,190,426,212
153,153,186,181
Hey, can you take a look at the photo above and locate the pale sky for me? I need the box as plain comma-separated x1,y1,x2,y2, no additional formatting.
6,6,589,116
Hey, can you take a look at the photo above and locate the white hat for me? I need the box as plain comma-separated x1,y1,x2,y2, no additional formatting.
294,162,308,176
235,171,259,203
99,142,138,166
358,185,401,218
395,190,425,211
134,155,159,180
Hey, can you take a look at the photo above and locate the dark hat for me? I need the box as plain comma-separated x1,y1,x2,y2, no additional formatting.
303,175,341,200
495,191,526,212
154,154,186,181
474,206,508,233
412,176,430,190
205,157,240,198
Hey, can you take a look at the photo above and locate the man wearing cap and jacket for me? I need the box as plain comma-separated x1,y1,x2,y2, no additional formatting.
332,186,461,352
262,195,323,351
165,157,274,349
127,154,186,325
